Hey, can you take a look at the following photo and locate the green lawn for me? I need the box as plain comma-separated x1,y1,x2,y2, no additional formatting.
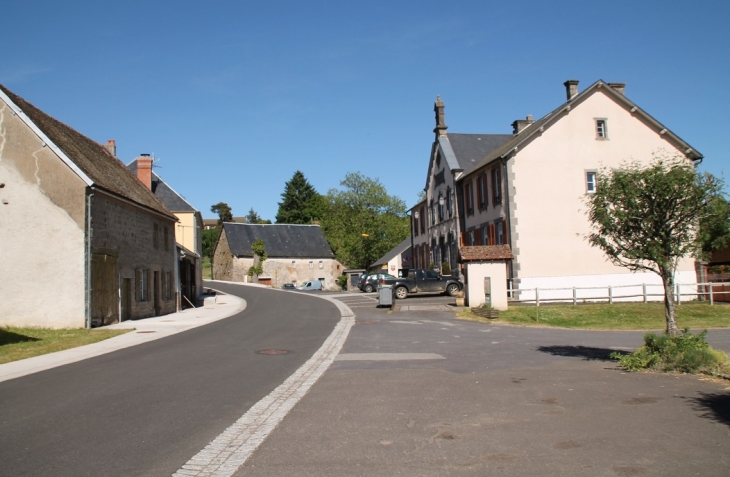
0,327,131,364
459,302,730,330
203,257,212,280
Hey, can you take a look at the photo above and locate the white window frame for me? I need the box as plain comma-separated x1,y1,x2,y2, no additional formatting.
595,118,608,139
586,170,597,194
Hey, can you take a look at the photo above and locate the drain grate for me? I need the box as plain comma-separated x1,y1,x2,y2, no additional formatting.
258,349,289,355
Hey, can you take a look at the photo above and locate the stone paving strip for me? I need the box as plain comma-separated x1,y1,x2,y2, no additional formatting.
172,296,354,477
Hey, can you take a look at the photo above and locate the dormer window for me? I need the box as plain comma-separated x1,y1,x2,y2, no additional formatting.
596,119,608,139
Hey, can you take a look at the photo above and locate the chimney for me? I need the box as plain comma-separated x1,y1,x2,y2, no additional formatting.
433,95,448,137
136,154,153,190
564,80,579,101
104,140,116,157
608,82,626,95
511,114,534,134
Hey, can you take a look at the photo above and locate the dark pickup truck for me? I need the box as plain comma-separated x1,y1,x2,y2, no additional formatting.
380,269,463,299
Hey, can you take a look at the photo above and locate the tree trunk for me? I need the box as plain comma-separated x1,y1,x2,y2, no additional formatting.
660,267,678,336
251,254,260,283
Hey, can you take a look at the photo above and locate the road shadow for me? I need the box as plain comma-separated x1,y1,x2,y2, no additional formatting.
687,392,730,426
536,345,629,362
0,329,40,346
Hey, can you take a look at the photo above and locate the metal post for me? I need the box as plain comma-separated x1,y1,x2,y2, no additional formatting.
535,288,540,322
643,283,647,303
609,285,613,304
710,283,714,306
676,283,681,305
573,287,577,305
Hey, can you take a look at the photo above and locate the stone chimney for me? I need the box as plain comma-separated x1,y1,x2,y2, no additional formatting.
104,140,116,157
136,154,153,190
608,82,626,95
433,95,448,137
511,115,534,134
564,80,579,101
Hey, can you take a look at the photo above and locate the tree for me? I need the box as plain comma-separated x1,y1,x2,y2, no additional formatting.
202,228,220,259
320,172,410,269
246,208,271,224
211,202,232,226
700,195,730,255
276,171,324,224
586,153,729,336
247,239,267,282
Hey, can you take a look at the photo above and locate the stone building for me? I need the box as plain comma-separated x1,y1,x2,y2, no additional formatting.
213,223,343,290
0,85,178,328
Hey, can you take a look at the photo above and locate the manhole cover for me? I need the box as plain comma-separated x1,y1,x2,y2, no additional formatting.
258,349,289,355
137,331,156,334
356,320,380,325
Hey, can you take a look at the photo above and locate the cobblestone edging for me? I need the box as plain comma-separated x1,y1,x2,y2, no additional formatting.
173,296,354,477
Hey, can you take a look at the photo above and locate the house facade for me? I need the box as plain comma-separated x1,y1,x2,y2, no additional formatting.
128,157,203,306
0,85,178,328
370,237,412,276
213,223,344,290
416,80,703,305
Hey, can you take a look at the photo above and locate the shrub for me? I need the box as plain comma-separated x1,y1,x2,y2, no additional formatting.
336,274,349,291
441,262,451,275
612,328,730,376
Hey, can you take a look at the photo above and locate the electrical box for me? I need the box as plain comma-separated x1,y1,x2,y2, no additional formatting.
484,277,492,306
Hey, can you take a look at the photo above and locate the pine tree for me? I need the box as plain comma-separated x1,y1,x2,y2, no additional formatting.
275,171,323,224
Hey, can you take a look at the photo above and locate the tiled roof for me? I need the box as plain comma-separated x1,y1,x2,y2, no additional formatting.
0,85,175,219
223,223,335,259
371,237,412,267
128,160,197,213
459,245,514,261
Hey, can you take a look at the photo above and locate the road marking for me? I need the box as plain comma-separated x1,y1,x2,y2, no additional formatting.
173,297,354,477
336,353,446,361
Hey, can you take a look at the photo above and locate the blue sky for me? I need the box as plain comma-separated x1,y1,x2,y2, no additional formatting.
2,1,728,221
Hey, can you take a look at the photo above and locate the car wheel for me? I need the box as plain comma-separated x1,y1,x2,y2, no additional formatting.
446,283,460,297
395,286,408,299
364,284,374,293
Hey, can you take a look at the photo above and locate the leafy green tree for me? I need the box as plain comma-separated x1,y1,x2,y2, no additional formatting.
246,208,271,224
202,228,220,258
247,239,267,282
320,172,410,269
700,195,730,255
276,171,324,224
211,202,232,226
586,153,729,336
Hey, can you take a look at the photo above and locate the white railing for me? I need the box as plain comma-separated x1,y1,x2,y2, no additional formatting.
507,282,730,306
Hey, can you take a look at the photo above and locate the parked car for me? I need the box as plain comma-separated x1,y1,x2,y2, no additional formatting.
358,273,396,293
298,280,323,291
282,283,296,290
380,269,463,299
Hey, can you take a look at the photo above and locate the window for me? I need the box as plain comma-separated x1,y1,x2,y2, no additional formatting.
481,225,488,245
309,261,314,269
446,187,453,217
496,222,504,245
164,226,170,251
420,207,426,234
492,167,502,204
164,271,172,300
586,171,597,194
413,213,419,236
430,199,435,225
319,261,324,269
465,181,474,215
596,119,608,139
468,230,475,246
477,174,488,209
137,269,149,302
153,223,160,249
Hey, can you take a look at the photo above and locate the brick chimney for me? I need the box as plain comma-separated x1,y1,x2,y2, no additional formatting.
433,95,448,137
104,140,116,157
136,154,153,190
608,82,626,95
511,115,534,134
564,80,579,101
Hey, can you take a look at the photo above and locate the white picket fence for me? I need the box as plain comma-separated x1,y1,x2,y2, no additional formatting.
508,282,730,306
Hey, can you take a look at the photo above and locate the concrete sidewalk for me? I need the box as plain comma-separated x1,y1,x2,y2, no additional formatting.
0,291,246,384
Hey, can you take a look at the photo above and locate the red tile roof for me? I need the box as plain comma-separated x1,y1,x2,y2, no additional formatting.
459,245,513,261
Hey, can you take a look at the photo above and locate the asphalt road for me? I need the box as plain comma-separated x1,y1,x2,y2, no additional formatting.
0,283,340,477
234,294,730,477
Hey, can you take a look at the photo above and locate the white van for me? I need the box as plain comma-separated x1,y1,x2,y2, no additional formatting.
298,280,323,291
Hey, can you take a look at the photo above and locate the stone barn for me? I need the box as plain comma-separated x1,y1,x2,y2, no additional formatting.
213,223,344,290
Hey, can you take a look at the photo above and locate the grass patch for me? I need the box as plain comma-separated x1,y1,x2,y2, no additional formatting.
0,326,131,364
612,329,730,377
203,257,212,280
459,302,730,330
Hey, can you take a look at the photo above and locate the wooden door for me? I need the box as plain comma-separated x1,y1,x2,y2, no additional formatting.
91,253,118,327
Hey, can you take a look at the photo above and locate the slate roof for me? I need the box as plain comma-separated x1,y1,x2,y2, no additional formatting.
223,223,336,258
459,245,514,261
128,159,197,213
447,133,513,174
371,237,412,268
0,85,175,220
465,79,703,176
